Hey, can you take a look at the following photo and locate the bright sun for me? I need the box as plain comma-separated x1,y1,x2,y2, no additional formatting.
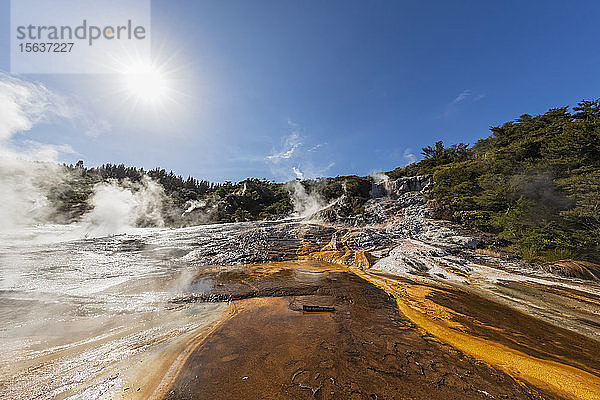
122,61,171,105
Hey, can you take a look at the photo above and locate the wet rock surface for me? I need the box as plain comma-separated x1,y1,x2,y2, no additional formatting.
542,260,600,281
160,175,600,400
168,177,600,348
164,264,555,400
426,283,600,376
180,220,336,266
4,171,600,399
170,262,340,305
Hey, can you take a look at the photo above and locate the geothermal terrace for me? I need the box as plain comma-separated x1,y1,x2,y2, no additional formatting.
1,176,599,399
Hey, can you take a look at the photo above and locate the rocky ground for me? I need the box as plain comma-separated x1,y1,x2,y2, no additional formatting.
190,175,600,343
5,176,598,399
164,262,559,400
167,175,600,346
154,175,600,399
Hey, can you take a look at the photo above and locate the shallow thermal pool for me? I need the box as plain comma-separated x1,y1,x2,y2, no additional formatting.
0,223,262,399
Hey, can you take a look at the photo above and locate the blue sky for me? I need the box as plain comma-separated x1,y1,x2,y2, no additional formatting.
2,0,600,182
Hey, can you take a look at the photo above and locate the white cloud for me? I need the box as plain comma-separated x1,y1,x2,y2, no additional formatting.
265,132,301,162
0,73,111,145
0,73,86,165
286,119,299,128
81,115,111,138
440,89,486,118
266,128,334,181
403,148,417,165
450,89,471,105
292,166,304,180
307,143,326,152
0,73,73,141
18,140,78,162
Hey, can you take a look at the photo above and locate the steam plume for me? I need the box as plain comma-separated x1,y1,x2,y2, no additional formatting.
80,176,166,237
0,73,164,238
284,180,326,218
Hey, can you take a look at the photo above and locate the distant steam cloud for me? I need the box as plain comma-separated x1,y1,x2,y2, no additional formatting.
0,74,75,232
80,176,165,237
0,73,156,238
403,148,417,165
284,180,326,218
292,166,304,180
370,171,390,185
0,157,63,233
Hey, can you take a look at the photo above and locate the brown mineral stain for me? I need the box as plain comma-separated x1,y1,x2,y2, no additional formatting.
354,267,600,400
163,262,556,400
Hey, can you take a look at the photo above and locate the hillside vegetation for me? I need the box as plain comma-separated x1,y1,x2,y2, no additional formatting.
49,99,600,264
389,100,600,263
51,162,372,226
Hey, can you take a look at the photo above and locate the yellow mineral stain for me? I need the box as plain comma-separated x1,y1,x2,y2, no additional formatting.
352,267,600,400
298,231,374,268
296,231,600,398
400,284,465,330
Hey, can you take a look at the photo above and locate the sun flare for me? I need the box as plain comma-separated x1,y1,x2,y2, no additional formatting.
122,61,171,105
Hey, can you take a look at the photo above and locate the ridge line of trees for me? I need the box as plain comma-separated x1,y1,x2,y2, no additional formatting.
388,99,600,263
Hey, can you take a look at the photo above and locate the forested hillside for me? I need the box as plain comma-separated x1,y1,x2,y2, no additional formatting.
47,99,600,264
389,100,600,263
50,162,372,226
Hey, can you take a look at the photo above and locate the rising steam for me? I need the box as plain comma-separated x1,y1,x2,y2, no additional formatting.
0,74,73,233
284,180,327,218
0,73,165,239
80,176,166,237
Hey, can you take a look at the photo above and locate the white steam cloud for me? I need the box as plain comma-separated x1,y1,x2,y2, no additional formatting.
370,171,390,185
0,158,64,233
284,180,326,218
0,74,75,232
0,73,160,239
292,166,304,180
80,176,165,237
